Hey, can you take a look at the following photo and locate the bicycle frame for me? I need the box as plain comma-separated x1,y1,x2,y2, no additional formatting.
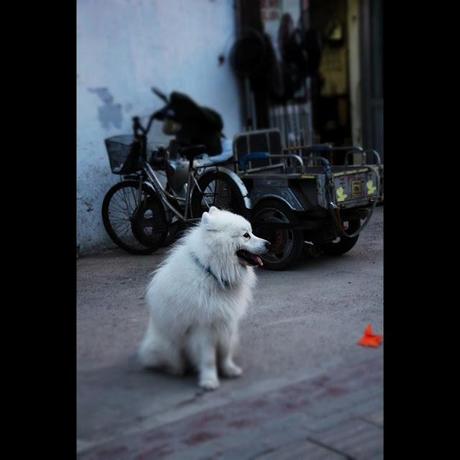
139,159,205,223
129,101,237,225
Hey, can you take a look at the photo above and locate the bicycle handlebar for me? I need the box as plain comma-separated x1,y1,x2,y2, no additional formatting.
132,116,145,137
132,88,171,137
151,87,169,103
132,109,165,138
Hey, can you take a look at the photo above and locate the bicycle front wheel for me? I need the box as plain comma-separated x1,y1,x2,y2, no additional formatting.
101,180,168,255
190,171,248,219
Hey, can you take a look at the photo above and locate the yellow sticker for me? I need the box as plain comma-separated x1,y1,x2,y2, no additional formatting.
336,186,348,202
367,180,376,195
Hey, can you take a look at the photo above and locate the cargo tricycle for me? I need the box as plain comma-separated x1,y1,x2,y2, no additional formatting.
230,128,381,270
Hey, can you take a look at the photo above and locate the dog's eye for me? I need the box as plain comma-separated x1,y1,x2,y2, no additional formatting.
243,232,250,239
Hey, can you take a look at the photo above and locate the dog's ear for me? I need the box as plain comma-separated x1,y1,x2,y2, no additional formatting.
209,206,219,214
201,212,212,226
201,211,219,231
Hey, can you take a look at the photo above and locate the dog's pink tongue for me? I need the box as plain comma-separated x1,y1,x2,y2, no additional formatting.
256,256,263,267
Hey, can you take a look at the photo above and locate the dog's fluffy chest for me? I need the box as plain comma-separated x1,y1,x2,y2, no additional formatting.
147,258,255,326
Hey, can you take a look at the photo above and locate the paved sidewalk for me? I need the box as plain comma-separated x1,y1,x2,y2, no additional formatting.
79,356,382,459
77,207,383,459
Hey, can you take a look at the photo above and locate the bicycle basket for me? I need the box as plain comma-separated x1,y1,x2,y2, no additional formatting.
105,135,144,174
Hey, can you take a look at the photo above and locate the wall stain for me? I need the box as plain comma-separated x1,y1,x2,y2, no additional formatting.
88,87,123,130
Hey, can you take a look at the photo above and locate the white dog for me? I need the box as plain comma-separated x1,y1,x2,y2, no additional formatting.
138,206,270,390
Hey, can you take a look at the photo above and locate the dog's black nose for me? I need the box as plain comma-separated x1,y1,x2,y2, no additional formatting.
265,240,271,249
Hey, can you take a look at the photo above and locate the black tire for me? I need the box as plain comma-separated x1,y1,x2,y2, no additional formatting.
252,199,304,270
102,180,168,255
162,220,186,247
190,171,248,219
321,220,360,256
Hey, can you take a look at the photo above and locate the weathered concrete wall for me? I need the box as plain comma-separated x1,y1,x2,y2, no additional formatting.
77,0,242,254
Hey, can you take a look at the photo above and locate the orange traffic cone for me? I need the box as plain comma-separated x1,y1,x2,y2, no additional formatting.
358,324,383,348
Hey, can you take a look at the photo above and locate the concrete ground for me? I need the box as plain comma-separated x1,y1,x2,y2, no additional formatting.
77,207,383,460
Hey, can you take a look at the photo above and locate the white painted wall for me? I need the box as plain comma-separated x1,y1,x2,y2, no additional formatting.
77,0,242,254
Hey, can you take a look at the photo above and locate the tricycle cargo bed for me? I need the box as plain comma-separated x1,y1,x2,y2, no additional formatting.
233,129,381,212
240,165,379,211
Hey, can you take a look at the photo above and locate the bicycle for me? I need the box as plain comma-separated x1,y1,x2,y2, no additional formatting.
101,89,250,254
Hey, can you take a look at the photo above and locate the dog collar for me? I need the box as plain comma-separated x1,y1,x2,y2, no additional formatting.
189,252,231,289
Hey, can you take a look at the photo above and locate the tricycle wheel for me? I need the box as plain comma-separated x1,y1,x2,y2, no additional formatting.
252,199,304,270
321,220,360,256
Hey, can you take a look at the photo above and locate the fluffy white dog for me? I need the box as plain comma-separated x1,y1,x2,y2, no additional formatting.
138,206,270,390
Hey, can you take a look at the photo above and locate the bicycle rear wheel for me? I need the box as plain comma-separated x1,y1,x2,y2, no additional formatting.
102,180,168,254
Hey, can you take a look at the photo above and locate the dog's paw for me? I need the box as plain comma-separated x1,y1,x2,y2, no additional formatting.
222,362,243,378
199,377,220,391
